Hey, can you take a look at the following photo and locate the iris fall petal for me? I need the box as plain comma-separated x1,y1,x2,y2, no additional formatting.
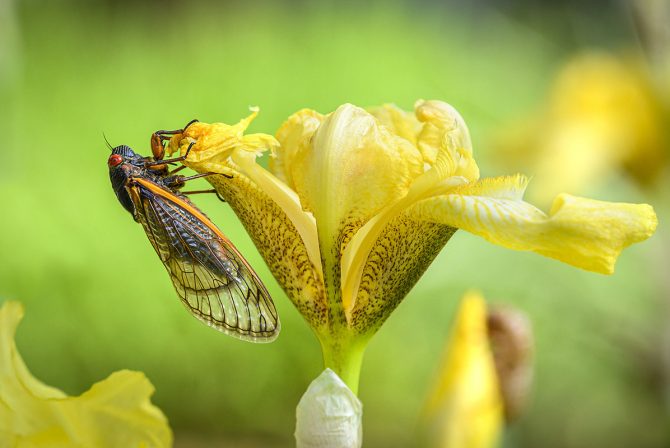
408,175,658,274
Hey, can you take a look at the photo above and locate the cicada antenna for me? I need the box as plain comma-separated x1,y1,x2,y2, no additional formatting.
102,132,114,150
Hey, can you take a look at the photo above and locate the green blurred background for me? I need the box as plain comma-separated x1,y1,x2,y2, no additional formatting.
1,0,668,447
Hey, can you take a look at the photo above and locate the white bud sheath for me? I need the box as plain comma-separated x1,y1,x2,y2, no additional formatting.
295,368,363,448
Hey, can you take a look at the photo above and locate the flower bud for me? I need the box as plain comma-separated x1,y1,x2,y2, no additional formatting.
295,368,363,448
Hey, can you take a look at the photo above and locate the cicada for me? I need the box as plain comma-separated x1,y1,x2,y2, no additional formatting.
107,121,280,342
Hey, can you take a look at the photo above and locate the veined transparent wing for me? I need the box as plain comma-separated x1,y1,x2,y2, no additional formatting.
129,177,280,342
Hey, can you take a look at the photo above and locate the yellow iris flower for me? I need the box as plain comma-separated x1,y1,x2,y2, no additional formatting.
168,100,657,393
496,53,668,205
0,301,172,447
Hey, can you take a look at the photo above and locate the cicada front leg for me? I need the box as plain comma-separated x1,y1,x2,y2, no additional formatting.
147,119,199,172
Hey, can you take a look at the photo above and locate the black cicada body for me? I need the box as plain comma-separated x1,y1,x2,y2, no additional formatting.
107,127,279,343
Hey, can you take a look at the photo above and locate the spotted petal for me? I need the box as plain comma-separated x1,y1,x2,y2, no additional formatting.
341,101,475,319
275,104,424,321
169,111,328,330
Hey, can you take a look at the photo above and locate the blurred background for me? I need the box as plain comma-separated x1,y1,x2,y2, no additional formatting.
0,0,668,446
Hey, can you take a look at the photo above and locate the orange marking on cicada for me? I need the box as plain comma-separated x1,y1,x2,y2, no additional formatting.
132,177,259,274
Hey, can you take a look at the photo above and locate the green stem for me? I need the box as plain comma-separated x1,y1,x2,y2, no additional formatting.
319,335,367,395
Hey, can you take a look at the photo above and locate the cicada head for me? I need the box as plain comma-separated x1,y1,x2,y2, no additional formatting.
108,145,143,216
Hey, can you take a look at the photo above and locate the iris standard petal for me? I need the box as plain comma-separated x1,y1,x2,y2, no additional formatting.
295,103,423,239
367,103,422,147
273,108,325,191
408,175,658,274
0,301,172,447
415,100,479,181
288,104,423,319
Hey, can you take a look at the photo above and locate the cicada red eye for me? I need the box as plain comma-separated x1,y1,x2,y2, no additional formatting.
108,154,123,167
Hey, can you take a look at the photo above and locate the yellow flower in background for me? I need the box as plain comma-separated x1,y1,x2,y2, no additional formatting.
0,301,172,448
422,292,503,448
168,100,657,394
496,53,668,205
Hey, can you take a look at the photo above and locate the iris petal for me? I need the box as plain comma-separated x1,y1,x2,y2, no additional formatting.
408,175,658,274
170,112,327,328
0,301,172,447
423,292,503,448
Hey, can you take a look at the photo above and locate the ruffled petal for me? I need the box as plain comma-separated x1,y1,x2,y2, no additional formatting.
272,108,324,190
0,301,172,447
415,100,479,181
167,108,279,164
367,103,422,147
408,175,658,274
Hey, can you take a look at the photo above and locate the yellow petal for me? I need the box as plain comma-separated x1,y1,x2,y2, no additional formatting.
423,292,503,448
168,107,279,164
340,101,475,318
281,104,424,319
496,53,667,205
347,212,457,334
293,103,423,227
0,301,172,447
169,113,327,329
272,108,324,190
203,171,329,329
367,103,422,146
408,175,658,274
415,99,479,181
541,54,666,195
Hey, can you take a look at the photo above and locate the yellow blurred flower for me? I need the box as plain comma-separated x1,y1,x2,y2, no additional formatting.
496,53,668,205
0,300,172,448
423,292,503,448
168,100,657,392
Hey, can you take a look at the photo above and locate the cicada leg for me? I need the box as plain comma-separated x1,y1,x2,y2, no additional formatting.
181,189,227,203
148,119,199,170
164,171,233,202
146,141,196,171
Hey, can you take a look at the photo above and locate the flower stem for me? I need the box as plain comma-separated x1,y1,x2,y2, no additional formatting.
319,336,367,395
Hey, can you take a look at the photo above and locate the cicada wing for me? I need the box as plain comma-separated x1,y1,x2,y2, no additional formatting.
131,181,280,342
